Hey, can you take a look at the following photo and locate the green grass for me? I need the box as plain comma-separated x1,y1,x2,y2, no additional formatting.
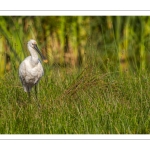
0,59,150,134
1,16,150,134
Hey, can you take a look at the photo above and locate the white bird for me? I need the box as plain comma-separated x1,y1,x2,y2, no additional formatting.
19,39,47,99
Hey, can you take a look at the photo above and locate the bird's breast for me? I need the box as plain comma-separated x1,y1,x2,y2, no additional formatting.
25,60,44,84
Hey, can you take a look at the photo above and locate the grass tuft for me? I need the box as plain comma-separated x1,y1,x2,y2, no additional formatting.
0,61,150,134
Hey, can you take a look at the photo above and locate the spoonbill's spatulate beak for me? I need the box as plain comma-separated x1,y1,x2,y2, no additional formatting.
34,44,48,63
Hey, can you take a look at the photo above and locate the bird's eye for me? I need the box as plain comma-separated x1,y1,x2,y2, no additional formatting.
32,43,35,47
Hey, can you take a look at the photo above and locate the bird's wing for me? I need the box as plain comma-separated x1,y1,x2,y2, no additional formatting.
19,61,30,92
19,61,26,84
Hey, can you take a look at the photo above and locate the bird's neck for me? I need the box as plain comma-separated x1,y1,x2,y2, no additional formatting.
28,46,39,64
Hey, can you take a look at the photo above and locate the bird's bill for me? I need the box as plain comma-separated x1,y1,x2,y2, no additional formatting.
43,59,48,63
34,44,48,63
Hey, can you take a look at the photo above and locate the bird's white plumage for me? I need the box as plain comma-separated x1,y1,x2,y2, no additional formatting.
19,39,44,92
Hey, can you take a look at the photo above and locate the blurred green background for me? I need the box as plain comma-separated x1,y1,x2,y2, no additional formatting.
1,16,150,75
1,16,150,134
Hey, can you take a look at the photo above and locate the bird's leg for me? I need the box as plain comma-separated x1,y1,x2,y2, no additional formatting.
35,84,40,108
28,91,31,99
35,84,38,100
27,86,31,100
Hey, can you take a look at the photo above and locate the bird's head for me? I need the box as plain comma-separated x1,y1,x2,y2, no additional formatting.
28,39,48,63
28,39,37,49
